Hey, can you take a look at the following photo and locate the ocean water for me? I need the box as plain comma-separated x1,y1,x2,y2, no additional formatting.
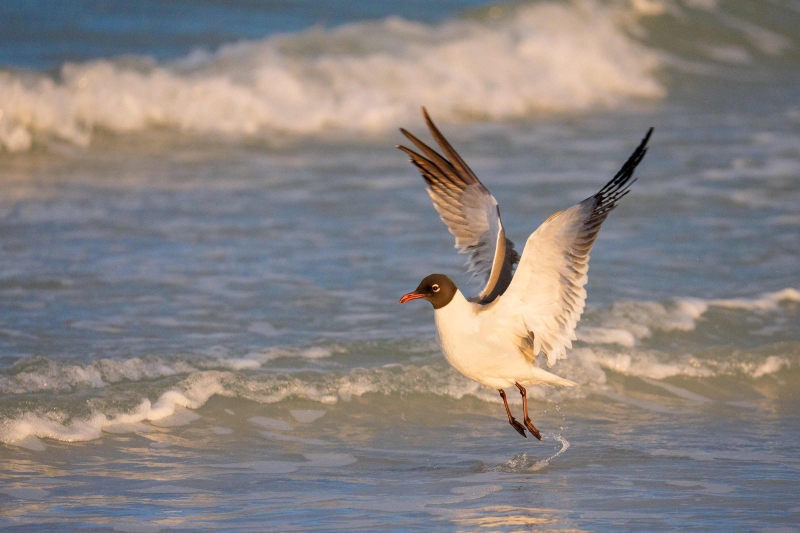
1,0,799,530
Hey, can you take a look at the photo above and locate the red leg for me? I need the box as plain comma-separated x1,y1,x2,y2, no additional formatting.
515,382,542,440
499,389,527,438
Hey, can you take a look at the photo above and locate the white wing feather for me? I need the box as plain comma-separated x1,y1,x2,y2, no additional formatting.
497,201,594,367
496,127,653,366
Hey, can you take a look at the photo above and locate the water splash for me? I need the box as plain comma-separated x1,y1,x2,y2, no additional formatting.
490,433,571,473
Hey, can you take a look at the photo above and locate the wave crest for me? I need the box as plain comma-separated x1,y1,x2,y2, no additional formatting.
1,287,796,447
0,1,664,152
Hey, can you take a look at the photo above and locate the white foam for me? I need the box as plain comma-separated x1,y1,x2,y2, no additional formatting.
213,358,261,371
0,344,791,448
0,347,337,395
707,288,800,311
576,287,799,346
565,344,793,383
14,436,46,451
244,346,336,363
577,327,636,347
0,356,195,395
751,355,790,378
0,370,231,445
588,349,714,380
149,407,201,427
0,1,664,152
0,286,795,447
532,310,798,398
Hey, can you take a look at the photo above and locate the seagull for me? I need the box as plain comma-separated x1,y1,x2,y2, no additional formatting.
398,108,652,439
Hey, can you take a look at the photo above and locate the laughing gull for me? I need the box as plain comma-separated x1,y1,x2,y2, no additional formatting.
398,108,652,439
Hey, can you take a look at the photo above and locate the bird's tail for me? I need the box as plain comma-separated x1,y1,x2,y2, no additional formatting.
527,364,577,387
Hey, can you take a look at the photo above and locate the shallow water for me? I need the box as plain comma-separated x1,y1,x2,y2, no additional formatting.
1,0,800,531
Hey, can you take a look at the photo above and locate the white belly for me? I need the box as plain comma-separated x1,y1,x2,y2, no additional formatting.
433,292,530,389
431,290,577,390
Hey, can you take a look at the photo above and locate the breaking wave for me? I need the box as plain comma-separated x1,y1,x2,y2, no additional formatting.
0,0,668,152
2,0,798,153
1,287,796,447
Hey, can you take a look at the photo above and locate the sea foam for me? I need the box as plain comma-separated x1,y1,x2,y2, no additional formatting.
0,288,796,447
0,1,664,152
578,288,800,346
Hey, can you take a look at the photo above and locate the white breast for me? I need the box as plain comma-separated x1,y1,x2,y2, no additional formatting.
433,290,527,389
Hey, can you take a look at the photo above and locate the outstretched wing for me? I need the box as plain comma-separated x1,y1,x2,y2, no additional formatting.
498,128,653,367
398,108,519,304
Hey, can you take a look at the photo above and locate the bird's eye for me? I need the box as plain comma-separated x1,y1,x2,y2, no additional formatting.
431,284,440,293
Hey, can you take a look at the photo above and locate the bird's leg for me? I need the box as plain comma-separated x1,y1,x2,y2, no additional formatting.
499,389,527,438
514,382,542,440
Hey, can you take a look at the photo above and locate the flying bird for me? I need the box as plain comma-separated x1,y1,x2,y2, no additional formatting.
398,108,652,439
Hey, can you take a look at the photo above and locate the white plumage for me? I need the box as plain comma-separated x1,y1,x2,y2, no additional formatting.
399,108,652,438
434,289,577,390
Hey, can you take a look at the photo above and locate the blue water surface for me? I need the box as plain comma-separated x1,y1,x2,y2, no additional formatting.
0,0,491,69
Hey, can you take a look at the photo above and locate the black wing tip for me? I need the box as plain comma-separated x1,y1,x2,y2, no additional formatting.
623,127,654,164
592,127,654,212
631,127,654,154
625,127,653,165
627,127,654,164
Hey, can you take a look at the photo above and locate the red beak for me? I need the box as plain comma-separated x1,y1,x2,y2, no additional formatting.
399,291,425,304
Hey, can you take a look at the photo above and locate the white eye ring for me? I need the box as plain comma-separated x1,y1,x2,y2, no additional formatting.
431,284,440,293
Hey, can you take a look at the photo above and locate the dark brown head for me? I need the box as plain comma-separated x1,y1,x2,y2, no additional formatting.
398,273,457,310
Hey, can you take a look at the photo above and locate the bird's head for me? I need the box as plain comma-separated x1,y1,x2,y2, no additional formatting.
398,273,457,309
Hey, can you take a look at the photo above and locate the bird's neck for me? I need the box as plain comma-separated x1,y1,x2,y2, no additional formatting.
433,289,471,319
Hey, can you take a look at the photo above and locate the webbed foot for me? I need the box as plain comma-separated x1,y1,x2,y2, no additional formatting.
499,388,528,438
510,417,528,438
515,382,542,441
523,418,542,440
